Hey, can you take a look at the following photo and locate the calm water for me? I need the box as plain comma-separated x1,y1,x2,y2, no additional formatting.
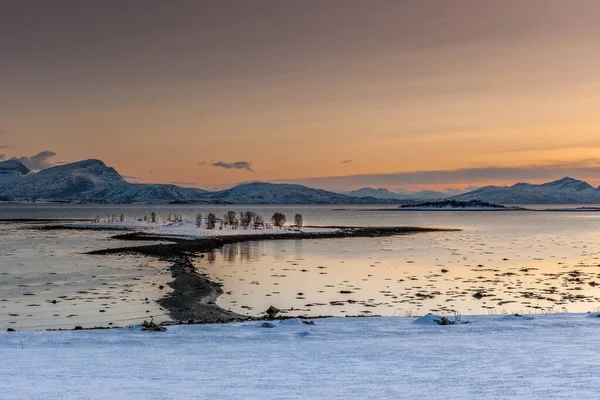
2,204,600,328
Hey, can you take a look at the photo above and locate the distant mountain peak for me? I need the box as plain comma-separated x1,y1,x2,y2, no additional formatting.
0,159,31,175
452,176,597,204
548,176,581,184
541,176,593,191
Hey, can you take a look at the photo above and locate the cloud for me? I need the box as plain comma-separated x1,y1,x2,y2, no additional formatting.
122,175,143,183
341,160,353,164
167,181,200,188
205,161,253,172
12,150,57,170
272,161,600,190
0,154,5,161
0,130,8,150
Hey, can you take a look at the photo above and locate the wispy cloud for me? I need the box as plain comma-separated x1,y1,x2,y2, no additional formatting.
167,181,200,188
273,161,600,190
12,151,57,170
341,160,353,164
203,161,253,172
0,130,9,150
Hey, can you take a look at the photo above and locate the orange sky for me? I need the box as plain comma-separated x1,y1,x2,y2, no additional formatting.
2,1,600,191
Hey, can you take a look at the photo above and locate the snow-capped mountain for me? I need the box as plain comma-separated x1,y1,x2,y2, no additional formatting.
7,159,597,205
204,182,390,204
0,159,396,204
91,183,209,204
0,159,210,203
0,160,31,185
0,159,125,201
450,177,600,204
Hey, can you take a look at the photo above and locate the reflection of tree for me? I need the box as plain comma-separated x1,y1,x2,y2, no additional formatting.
206,251,216,264
219,242,261,263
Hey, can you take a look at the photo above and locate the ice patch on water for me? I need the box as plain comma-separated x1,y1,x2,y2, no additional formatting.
279,318,306,326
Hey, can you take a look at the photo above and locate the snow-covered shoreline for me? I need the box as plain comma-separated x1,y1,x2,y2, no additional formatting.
74,219,341,239
2,313,600,399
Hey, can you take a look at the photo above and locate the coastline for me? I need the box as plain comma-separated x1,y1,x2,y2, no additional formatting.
87,226,455,325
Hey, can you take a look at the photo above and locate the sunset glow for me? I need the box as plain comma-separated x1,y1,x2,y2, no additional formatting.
2,1,600,191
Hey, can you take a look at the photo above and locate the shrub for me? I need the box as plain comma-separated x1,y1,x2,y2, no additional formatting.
253,214,264,229
271,212,286,228
223,211,238,229
240,211,255,229
206,213,217,229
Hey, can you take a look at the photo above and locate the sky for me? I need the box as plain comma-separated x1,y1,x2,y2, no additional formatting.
2,0,600,192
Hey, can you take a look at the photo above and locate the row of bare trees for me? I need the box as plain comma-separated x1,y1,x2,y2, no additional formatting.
92,210,304,230
192,211,303,230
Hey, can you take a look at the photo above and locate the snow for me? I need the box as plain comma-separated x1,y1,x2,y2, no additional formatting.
2,313,600,399
0,160,30,185
0,159,392,204
78,219,340,238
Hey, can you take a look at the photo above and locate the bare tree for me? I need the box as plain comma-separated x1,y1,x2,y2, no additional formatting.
150,212,157,223
196,213,203,228
271,212,287,228
240,211,255,229
294,213,303,228
206,213,217,229
119,213,125,223
252,214,264,229
223,211,238,229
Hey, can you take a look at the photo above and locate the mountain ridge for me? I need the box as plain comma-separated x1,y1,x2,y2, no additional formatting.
0,159,400,204
450,177,600,204
1,159,599,204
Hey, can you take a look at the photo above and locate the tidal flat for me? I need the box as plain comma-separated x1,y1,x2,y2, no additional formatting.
3,204,600,329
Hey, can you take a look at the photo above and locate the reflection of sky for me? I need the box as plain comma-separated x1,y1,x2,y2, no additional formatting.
198,214,600,317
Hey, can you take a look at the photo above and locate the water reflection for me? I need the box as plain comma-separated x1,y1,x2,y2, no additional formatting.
209,240,305,264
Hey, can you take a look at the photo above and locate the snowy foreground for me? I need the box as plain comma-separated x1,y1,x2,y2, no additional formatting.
2,314,600,399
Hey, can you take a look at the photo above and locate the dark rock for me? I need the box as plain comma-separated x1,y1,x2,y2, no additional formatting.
262,322,275,328
141,318,167,332
472,292,484,299
266,305,280,319
6,328,15,332
441,269,449,273
74,326,83,330
433,317,456,326
302,320,316,326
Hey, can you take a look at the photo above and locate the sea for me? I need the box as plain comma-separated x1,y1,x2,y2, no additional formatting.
2,203,600,329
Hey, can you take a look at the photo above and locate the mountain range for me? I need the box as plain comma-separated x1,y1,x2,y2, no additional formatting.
1,159,599,204
448,177,600,204
0,159,399,204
